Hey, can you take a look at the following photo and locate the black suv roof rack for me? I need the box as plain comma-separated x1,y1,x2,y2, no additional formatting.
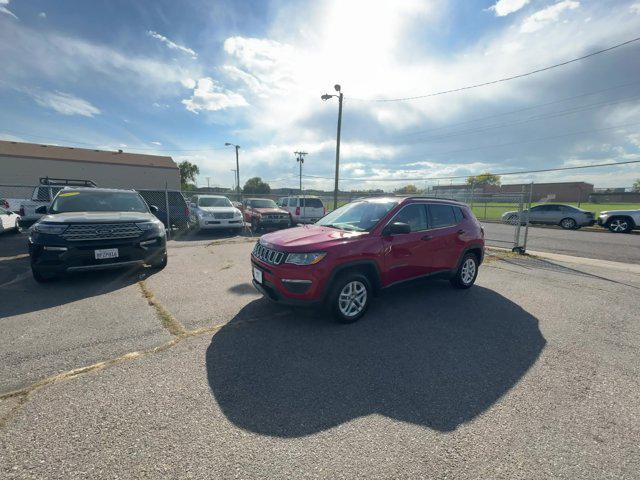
39,177,97,187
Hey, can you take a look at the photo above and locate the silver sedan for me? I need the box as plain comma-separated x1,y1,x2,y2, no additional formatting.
501,204,596,229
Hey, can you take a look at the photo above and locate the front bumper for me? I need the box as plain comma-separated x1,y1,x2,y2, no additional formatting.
29,234,166,275
198,217,244,229
250,255,328,305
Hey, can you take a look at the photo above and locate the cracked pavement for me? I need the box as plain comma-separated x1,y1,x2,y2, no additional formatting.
1,232,639,479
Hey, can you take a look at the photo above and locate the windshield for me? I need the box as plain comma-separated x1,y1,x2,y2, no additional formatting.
316,200,398,231
199,197,232,207
249,199,277,208
50,191,149,213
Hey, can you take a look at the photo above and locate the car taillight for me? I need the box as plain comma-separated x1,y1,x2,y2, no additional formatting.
19,206,25,216
295,207,300,215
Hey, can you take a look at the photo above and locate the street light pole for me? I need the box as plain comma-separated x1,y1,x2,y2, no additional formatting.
295,151,307,219
321,84,343,211
230,169,237,192
225,143,241,201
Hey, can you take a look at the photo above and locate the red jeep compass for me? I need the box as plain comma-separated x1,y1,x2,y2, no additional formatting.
250,197,485,323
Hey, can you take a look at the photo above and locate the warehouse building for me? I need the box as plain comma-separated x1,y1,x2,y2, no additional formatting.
0,140,180,189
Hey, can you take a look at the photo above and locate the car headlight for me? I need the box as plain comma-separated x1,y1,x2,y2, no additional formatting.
136,221,165,236
31,223,68,235
285,252,326,265
234,209,242,218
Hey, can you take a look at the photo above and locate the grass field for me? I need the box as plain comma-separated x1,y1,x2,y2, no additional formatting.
326,199,640,221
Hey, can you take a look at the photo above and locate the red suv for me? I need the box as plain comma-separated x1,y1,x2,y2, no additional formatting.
250,197,485,323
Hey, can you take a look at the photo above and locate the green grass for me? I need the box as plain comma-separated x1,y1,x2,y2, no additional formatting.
470,202,640,221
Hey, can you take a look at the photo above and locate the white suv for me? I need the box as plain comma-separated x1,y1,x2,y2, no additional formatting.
189,195,244,232
597,209,640,233
277,196,326,224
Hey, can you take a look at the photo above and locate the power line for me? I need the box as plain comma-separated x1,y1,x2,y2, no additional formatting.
303,159,640,183
398,79,640,138
350,36,640,102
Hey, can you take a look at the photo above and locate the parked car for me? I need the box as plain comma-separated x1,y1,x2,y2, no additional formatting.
501,204,595,229
138,190,190,230
28,187,167,282
189,195,244,233
278,196,326,224
597,209,640,233
242,198,291,230
18,178,97,228
250,197,484,323
0,206,21,233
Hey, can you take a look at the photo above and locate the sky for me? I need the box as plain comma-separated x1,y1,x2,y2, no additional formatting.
1,0,640,191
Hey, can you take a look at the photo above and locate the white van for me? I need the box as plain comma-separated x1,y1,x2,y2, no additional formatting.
278,196,326,224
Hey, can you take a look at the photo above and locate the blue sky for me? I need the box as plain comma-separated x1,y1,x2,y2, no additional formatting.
1,0,640,190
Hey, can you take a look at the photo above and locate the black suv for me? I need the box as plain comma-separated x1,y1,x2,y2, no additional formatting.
28,188,167,282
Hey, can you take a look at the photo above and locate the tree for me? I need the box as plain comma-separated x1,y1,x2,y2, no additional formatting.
467,172,501,186
178,161,200,189
243,177,271,194
394,184,419,195
633,178,640,192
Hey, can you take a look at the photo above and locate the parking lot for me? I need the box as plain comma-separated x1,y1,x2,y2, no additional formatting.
1,228,639,479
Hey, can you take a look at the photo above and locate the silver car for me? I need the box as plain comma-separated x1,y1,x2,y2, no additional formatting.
501,204,596,230
597,209,640,233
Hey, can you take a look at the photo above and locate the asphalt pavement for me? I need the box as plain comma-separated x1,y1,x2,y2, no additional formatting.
1,238,639,479
483,222,640,263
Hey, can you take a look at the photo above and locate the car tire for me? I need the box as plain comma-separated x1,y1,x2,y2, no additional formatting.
328,273,372,324
150,250,168,270
450,253,479,289
560,217,577,230
607,216,633,233
32,267,55,283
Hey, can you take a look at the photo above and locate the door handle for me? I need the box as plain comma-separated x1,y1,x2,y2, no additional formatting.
421,235,433,241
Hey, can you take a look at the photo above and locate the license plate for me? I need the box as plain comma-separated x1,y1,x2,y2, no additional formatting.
253,266,263,284
95,248,119,260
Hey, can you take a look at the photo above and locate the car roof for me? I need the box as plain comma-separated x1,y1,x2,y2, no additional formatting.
60,187,137,193
350,196,466,206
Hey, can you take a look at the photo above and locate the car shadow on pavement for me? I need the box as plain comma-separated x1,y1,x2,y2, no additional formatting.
0,256,159,318
206,281,546,436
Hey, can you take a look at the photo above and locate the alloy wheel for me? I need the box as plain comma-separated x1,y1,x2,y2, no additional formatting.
610,219,628,232
461,258,477,285
338,280,367,318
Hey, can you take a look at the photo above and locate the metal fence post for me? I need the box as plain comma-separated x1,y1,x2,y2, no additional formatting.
513,185,524,252
164,182,171,240
522,182,533,253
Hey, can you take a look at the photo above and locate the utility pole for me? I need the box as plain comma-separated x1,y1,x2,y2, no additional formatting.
206,177,211,190
295,151,308,220
230,169,237,193
321,84,343,211
225,143,241,201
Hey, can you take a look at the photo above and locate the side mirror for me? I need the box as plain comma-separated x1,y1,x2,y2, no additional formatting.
35,205,47,214
149,205,159,213
385,222,411,235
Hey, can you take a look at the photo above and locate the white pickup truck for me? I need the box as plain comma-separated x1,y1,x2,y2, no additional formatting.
14,178,97,227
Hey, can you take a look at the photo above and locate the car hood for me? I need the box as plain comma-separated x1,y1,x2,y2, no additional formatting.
38,211,158,223
198,207,238,214
600,210,639,215
260,224,367,251
254,207,288,215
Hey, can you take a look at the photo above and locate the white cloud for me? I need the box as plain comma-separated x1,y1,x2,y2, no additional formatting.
181,77,248,113
521,1,580,33
38,12,46,18
151,141,162,145
31,91,101,117
147,30,197,59
489,0,530,17
630,3,640,14
0,0,17,19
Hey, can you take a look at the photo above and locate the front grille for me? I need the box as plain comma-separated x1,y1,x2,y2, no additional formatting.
263,214,288,220
214,212,234,219
61,223,142,241
252,242,286,265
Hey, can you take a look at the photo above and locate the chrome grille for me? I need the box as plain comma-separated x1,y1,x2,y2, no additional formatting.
264,214,288,220
214,212,234,219
252,242,286,265
61,223,142,241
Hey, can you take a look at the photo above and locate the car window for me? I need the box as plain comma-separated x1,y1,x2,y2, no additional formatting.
530,205,544,212
547,205,561,211
300,198,323,208
248,199,277,208
453,206,464,223
317,200,398,232
50,191,149,213
390,204,428,232
428,204,457,228
198,197,232,207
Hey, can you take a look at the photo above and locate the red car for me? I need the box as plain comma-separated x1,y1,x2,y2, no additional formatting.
251,197,485,323
242,198,292,230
